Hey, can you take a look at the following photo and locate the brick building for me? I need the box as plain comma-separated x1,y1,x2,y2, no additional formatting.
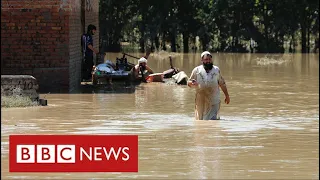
1,0,99,93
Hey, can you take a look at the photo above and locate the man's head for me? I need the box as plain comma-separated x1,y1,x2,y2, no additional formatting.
87,24,97,35
201,51,213,71
138,57,147,67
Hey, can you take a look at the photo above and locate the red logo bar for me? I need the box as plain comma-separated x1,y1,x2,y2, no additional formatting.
9,135,138,172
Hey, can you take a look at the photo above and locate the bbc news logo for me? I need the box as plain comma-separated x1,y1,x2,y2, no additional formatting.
9,135,138,172
16,145,76,163
16,145,129,163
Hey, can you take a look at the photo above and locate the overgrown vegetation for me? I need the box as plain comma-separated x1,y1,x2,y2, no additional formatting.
99,0,319,53
1,88,39,108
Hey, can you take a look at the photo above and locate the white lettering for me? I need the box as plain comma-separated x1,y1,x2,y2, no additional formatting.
79,146,131,161
102,147,111,160
37,145,55,163
16,145,35,163
80,147,92,161
57,145,75,163
122,147,130,161
94,147,102,161
103,147,121,160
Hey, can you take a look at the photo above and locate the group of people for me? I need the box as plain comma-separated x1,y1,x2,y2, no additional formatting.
131,51,231,121
81,24,153,82
82,24,230,121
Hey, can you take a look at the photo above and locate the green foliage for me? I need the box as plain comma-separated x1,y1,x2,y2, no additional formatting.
99,0,319,53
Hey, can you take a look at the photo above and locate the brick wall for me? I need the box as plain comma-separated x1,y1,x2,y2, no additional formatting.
1,0,99,93
68,0,82,92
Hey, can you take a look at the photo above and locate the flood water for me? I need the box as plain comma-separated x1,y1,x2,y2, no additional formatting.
1,53,319,179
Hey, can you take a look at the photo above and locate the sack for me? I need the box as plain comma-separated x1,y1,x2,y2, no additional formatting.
172,71,188,85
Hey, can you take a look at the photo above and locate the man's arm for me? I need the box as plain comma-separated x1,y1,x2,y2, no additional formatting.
131,66,139,78
188,68,198,87
146,65,154,74
88,44,99,54
218,70,230,104
220,84,230,104
220,84,229,96
144,50,151,59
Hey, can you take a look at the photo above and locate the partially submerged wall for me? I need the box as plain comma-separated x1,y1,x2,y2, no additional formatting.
1,0,100,93
1,75,39,101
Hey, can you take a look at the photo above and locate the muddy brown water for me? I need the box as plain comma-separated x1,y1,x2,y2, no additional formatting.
1,53,319,179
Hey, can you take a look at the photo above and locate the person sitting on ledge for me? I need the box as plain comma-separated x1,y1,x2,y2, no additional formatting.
131,57,154,82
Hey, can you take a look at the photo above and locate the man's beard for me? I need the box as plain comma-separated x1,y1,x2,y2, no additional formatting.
203,63,213,71
140,65,146,71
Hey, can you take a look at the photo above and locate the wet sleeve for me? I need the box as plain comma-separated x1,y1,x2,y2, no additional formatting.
218,70,226,86
133,65,139,78
188,67,197,81
86,36,93,46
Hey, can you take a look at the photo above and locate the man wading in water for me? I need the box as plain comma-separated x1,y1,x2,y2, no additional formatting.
188,51,230,120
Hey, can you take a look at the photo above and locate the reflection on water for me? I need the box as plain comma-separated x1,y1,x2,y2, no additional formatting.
1,53,319,179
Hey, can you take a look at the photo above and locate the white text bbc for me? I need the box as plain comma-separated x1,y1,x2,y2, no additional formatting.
16,145,130,163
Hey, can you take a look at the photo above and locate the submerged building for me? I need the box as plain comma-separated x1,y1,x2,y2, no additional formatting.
1,0,99,93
